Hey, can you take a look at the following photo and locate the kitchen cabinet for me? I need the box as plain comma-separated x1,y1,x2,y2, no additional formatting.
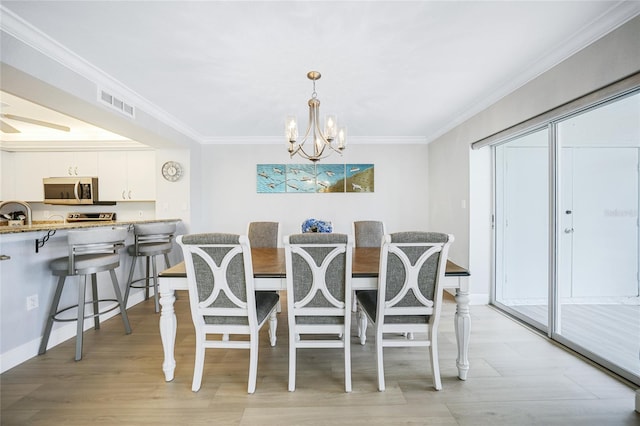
4,152,50,201
1,151,15,200
98,151,156,201
2,152,99,201
48,152,98,177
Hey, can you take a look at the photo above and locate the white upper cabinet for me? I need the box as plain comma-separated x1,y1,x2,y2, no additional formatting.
1,151,14,200
47,152,99,177
7,152,51,201
2,150,156,202
98,151,156,201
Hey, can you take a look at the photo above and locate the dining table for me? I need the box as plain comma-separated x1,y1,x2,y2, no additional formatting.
157,247,471,382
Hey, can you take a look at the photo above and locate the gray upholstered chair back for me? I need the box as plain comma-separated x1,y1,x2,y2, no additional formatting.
178,233,254,326
353,220,386,247
133,222,176,236
62,227,128,275
131,222,175,255
247,221,279,248
285,233,353,323
67,226,128,247
379,232,453,323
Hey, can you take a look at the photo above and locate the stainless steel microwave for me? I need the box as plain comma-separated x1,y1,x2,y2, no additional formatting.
43,177,100,205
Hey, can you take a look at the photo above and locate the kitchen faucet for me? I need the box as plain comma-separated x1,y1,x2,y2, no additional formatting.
0,200,33,225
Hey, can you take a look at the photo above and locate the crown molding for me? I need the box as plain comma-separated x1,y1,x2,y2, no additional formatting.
199,135,428,145
427,1,640,144
0,140,150,152
0,5,205,144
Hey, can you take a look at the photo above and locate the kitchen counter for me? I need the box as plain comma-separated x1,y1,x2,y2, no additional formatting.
0,218,181,235
0,217,184,372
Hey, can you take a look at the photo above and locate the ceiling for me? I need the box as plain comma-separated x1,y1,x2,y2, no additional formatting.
1,1,639,146
0,90,136,144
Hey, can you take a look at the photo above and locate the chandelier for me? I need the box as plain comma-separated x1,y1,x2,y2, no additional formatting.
286,71,346,162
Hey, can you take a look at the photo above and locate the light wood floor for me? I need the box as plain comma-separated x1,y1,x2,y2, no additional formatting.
513,303,640,377
1,293,638,425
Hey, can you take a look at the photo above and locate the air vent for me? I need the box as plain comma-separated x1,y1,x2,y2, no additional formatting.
98,89,135,118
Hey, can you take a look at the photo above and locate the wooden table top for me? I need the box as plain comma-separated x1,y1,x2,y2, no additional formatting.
161,247,470,278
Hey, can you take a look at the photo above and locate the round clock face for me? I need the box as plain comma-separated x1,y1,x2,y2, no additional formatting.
162,161,183,182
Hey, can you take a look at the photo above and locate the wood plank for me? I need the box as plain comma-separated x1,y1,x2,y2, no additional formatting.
1,293,635,425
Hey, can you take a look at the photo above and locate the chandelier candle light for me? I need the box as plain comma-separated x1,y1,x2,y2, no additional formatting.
286,71,346,162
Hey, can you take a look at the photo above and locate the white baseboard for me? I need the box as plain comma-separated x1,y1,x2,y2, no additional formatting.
0,290,150,374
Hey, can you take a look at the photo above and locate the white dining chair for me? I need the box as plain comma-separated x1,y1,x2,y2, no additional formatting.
356,231,454,391
247,221,280,248
352,220,386,311
177,233,279,393
284,233,354,392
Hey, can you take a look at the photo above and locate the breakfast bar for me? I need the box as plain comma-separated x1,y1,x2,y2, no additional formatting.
158,247,471,382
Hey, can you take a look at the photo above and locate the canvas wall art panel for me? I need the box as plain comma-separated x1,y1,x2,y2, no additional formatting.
286,164,316,192
256,164,286,193
257,164,374,193
346,164,374,192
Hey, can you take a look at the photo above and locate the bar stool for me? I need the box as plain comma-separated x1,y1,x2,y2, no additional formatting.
124,222,176,313
38,227,132,361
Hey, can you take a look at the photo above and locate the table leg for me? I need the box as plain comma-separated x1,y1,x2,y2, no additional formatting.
454,287,470,380
159,281,177,381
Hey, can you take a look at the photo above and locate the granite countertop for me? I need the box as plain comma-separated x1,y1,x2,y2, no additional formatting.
0,218,181,235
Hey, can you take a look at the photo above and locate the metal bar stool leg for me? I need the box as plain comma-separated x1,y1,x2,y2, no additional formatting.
91,273,100,330
145,256,151,301
111,269,132,334
151,255,160,313
124,255,137,308
38,276,66,355
76,275,87,361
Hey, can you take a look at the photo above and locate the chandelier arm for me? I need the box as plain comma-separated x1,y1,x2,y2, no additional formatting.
313,122,344,156
313,103,328,158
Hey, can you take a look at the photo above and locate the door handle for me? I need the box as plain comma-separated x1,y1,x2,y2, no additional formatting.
564,228,574,234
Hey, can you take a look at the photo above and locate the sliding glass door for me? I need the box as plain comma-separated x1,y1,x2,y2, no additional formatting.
494,128,549,329
555,94,640,380
493,90,640,385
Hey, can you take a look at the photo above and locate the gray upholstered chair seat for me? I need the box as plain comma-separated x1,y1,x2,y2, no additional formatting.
127,241,173,256
50,253,120,273
203,291,280,325
255,291,280,323
356,290,430,324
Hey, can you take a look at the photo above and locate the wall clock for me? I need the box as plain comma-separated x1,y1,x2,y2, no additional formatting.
161,161,183,182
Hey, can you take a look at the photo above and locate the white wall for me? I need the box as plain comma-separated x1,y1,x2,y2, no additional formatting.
198,143,432,240
155,148,191,233
428,15,640,302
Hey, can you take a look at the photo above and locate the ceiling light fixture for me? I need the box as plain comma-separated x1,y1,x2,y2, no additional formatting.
286,71,346,162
